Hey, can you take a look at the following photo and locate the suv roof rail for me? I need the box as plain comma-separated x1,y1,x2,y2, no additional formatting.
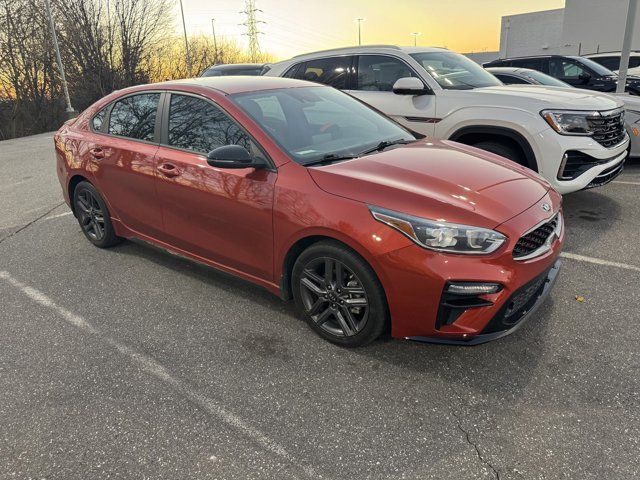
292,44,400,59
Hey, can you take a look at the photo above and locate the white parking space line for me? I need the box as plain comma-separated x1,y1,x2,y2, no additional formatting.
44,211,73,221
612,180,640,186
0,270,318,479
560,252,640,273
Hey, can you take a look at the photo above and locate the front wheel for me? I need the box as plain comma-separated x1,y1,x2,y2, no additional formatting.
472,141,525,167
73,181,122,248
292,241,389,347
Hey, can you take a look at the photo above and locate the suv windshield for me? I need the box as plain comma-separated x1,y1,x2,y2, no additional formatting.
231,86,415,165
410,51,502,90
569,56,616,76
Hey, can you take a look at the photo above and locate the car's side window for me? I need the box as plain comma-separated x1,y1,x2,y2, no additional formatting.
512,58,544,71
355,55,415,91
108,93,160,141
91,106,108,132
495,74,529,85
167,94,255,156
550,59,585,79
293,56,351,88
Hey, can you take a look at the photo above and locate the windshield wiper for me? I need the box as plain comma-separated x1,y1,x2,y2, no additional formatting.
303,153,359,167
359,139,413,156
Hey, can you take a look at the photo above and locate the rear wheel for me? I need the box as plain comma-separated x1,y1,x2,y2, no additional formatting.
73,181,122,248
292,241,388,347
472,140,524,166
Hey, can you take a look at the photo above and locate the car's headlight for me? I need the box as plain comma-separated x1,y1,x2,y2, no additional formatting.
369,206,506,255
540,110,600,135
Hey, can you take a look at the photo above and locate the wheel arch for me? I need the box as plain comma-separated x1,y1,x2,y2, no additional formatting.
279,233,389,304
67,174,90,215
449,125,539,172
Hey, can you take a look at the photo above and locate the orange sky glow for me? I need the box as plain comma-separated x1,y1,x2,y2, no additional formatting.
180,0,566,60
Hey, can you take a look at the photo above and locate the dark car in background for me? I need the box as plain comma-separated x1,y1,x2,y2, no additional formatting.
485,55,640,95
200,63,267,77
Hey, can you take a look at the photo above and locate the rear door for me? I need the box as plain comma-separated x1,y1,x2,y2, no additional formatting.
90,92,163,238
154,92,276,281
347,54,437,136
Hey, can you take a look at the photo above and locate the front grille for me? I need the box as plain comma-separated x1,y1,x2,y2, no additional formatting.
588,109,626,148
558,151,611,180
482,267,552,334
512,214,559,260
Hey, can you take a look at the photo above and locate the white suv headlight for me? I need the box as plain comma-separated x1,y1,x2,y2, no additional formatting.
540,110,601,136
369,206,506,255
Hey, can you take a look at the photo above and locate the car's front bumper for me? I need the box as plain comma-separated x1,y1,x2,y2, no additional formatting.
406,260,560,345
376,191,564,343
535,128,629,194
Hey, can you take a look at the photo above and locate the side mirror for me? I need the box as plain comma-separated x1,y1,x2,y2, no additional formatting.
206,145,262,169
578,72,591,82
392,77,431,95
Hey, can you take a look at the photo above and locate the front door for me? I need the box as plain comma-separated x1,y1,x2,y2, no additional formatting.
154,93,276,282
345,54,437,136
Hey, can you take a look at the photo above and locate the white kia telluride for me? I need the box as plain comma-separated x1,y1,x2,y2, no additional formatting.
265,45,629,193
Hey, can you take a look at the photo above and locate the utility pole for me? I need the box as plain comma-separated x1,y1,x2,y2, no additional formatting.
355,18,365,46
179,0,192,76
617,0,638,93
44,0,75,118
411,32,421,46
241,0,264,63
211,18,219,64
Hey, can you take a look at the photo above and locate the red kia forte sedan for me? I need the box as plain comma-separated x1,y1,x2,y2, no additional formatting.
54,76,563,347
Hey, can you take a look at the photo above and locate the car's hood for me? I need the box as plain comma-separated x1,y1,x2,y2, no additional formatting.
308,140,551,229
473,85,624,110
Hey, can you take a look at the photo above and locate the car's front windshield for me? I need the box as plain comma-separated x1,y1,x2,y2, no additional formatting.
231,86,415,165
522,69,571,87
410,51,502,90
570,56,617,77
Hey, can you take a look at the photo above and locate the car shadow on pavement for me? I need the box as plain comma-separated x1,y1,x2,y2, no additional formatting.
109,235,554,403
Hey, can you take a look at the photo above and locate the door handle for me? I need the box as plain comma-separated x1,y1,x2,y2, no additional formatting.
90,147,105,159
157,163,181,177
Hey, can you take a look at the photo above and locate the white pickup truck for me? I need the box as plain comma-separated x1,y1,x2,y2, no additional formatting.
265,46,629,193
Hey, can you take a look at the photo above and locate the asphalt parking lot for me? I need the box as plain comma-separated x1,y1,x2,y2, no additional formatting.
1,133,639,480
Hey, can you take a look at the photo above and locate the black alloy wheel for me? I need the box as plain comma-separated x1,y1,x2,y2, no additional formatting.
73,181,121,248
292,241,388,347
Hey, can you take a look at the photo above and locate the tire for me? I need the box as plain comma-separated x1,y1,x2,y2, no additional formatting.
73,181,122,248
472,141,524,166
291,240,389,347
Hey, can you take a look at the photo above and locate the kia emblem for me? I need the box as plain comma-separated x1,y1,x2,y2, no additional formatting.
541,203,551,212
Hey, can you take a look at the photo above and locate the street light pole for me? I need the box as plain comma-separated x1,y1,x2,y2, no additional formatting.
211,18,218,64
411,32,421,46
617,0,638,93
179,0,192,76
44,0,75,118
355,18,365,46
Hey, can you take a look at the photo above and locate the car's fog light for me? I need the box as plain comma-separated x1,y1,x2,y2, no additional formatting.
446,282,502,295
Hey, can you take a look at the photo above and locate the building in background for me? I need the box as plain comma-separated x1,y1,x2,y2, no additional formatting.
466,0,639,64
500,0,640,58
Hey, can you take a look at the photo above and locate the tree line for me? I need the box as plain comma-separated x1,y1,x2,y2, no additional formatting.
0,0,273,140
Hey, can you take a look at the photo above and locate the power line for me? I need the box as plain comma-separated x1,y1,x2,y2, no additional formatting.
240,0,264,62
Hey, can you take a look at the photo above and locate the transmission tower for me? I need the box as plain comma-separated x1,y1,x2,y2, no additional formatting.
241,0,264,62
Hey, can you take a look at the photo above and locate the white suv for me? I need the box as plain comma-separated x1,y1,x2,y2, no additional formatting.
265,46,629,193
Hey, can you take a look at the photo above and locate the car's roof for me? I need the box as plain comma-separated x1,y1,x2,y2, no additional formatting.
585,52,640,58
204,63,266,71
286,45,449,62
485,66,538,75
156,76,318,95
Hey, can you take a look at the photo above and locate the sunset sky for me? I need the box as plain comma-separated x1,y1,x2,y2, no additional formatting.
179,0,565,60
